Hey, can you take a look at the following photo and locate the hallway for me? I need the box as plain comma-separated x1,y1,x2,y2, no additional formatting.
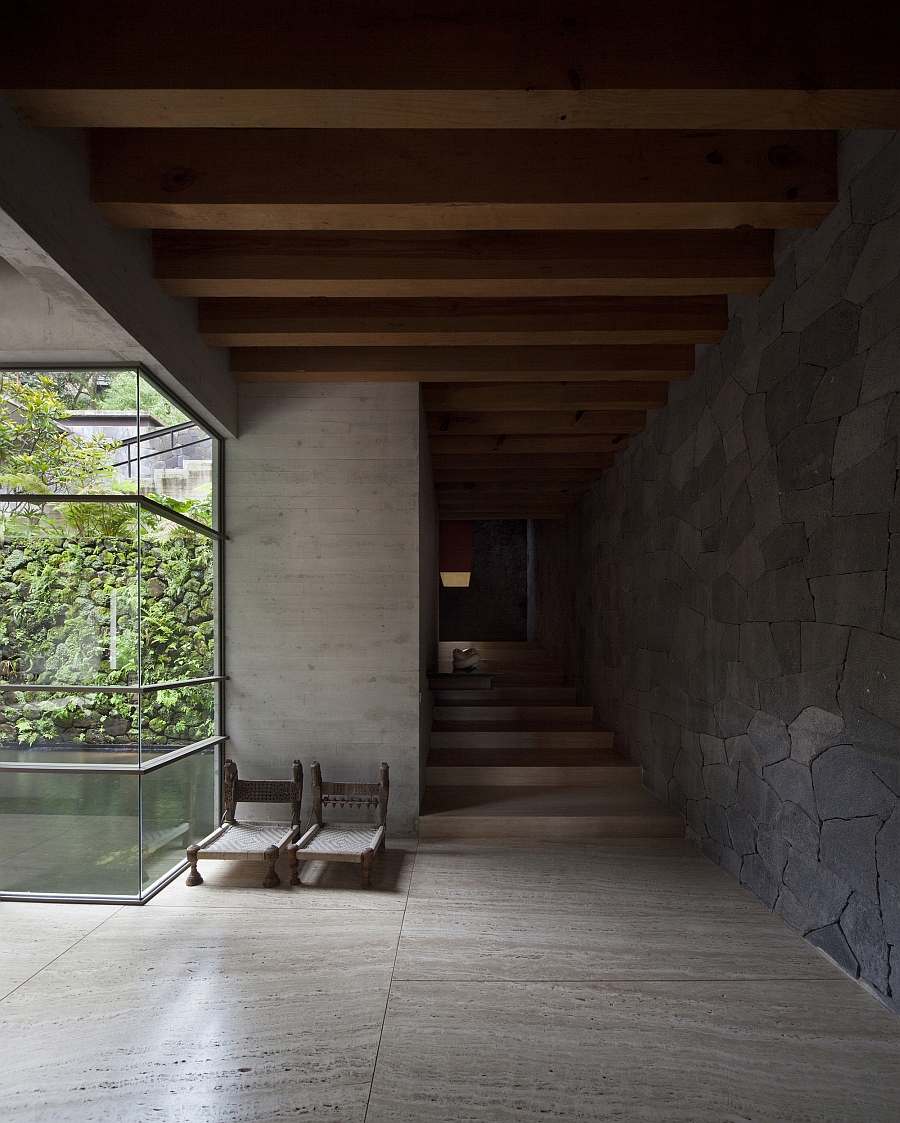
2,835,898,1120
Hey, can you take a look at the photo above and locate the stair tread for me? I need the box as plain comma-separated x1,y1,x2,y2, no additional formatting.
434,690,578,704
433,720,603,732
434,706,593,721
427,748,630,767
420,785,680,819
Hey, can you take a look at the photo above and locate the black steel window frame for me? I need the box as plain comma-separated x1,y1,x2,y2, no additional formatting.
0,364,227,902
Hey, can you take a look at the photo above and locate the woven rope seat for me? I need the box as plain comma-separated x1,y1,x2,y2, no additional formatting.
200,822,297,857
289,761,389,888
186,759,302,888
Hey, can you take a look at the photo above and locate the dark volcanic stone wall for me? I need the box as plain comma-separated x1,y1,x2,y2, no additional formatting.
440,520,527,641
533,131,900,1014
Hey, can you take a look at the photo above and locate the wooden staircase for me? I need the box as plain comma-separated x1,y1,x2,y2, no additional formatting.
420,641,684,840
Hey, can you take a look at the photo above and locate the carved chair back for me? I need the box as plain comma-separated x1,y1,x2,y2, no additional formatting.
222,758,303,827
309,761,390,828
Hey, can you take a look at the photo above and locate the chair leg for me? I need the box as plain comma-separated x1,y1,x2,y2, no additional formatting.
185,845,203,886
361,847,375,888
263,845,281,888
288,845,302,886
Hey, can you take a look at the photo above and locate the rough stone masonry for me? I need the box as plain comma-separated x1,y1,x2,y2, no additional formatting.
534,130,900,1014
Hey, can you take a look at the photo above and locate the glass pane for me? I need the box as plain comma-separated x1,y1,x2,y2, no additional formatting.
141,748,218,889
0,768,140,896
0,503,139,687
0,692,139,754
0,369,138,496
140,682,215,757
139,522,216,685
138,374,218,528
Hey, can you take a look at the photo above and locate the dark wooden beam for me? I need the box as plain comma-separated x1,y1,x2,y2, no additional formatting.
152,229,774,298
6,1,899,124
91,130,837,230
427,411,646,436
198,296,727,346
429,435,628,455
438,510,571,520
437,480,592,494
229,344,696,382
11,89,899,131
424,381,668,411
432,454,617,478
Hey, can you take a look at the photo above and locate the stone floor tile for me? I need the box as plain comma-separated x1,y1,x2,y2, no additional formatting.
0,907,401,1122
0,902,121,1000
367,979,900,1123
393,899,836,982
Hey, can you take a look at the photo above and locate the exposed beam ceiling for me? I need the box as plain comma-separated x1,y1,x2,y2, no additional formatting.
90,129,837,231
229,345,696,383
197,296,728,347
6,1,899,127
6,0,890,518
9,89,900,131
152,229,775,299
423,382,668,411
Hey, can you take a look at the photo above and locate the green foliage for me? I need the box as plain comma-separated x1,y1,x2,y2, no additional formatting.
0,377,123,506
0,371,217,749
0,532,215,748
101,370,188,427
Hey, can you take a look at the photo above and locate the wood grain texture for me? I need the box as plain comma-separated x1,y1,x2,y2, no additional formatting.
424,381,668,411
91,129,837,231
433,455,617,477
6,1,898,89
229,344,695,382
152,229,774,297
10,88,900,130
429,436,629,455
427,410,646,435
436,481,592,495
199,295,727,346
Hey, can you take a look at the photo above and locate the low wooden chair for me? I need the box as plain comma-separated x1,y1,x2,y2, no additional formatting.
186,759,302,888
288,761,389,888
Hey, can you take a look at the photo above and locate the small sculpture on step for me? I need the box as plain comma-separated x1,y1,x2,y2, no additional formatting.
452,647,481,672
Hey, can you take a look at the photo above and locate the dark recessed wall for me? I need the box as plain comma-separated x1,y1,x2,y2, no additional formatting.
534,131,900,1016
440,520,527,641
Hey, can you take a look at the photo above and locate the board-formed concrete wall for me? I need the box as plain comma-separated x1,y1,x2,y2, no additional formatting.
534,131,900,1013
226,381,430,835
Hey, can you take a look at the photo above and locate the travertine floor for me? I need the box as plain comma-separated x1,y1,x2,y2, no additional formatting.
1,838,898,1121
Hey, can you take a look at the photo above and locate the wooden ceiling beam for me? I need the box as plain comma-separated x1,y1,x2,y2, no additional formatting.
433,454,617,477
429,436,628,455
426,411,646,436
6,1,898,106
437,480,592,494
198,296,727,347
438,514,573,521
424,381,667,411
10,89,899,131
90,129,837,231
229,344,695,382
152,229,774,298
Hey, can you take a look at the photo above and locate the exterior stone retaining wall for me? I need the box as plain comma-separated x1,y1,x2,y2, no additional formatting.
533,131,900,1014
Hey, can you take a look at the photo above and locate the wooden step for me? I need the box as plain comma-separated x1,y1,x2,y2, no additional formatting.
418,785,684,840
425,765,642,786
433,705,593,722
431,729,614,749
433,687,579,705
485,671,567,685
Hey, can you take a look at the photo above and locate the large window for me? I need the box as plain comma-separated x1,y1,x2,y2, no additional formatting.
0,368,224,900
